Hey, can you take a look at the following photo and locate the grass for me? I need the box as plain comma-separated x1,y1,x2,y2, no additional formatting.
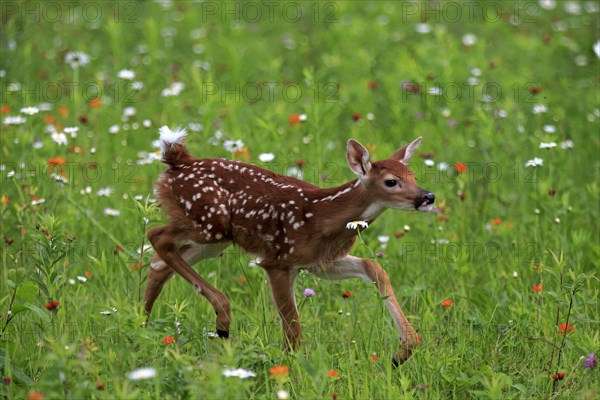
1,1,599,399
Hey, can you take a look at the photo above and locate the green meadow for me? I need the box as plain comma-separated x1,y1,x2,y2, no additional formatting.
1,1,599,398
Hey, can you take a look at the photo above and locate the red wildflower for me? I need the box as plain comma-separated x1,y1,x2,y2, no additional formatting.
491,218,502,226
529,86,541,95
332,393,337,400
163,336,175,345
402,82,421,94
370,355,378,361
1,195,9,206
558,323,574,335
295,159,305,167
78,115,89,124
327,370,339,378
342,291,351,298
551,372,565,380
368,80,377,90
352,112,361,121
269,365,289,378
96,381,105,390
532,284,542,293
441,299,452,308
455,163,467,174
85,271,92,277
3,376,11,384
44,301,60,311
1,105,10,113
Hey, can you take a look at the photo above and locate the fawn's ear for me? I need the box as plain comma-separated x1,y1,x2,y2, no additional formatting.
347,139,372,179
389,137,422,164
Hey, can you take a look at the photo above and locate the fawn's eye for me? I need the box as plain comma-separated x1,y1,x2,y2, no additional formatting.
384,179,398,187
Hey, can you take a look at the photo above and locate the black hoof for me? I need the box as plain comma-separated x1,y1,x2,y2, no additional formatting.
392,356,399,369
217,329,229,339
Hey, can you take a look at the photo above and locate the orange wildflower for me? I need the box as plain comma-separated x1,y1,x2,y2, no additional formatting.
532,284,542,293
58,106,69,117
288,113,301,125
0,195,9,206
441,299,452,308
327,370,339,378
44,115,55,124
269,365,289,378
1,105,10,113
491,218,502,226
455,163,467,174
90,98,102,108
27,391,44,400
48,156,67,169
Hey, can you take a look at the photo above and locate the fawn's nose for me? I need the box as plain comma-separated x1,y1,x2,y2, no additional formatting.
422,192,435,205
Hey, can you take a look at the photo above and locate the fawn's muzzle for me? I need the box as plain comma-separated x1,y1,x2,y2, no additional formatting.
416,192,435,211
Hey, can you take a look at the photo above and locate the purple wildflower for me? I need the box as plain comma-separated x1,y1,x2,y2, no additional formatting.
583,353,597,369
376,251,385,258
303,288,315,298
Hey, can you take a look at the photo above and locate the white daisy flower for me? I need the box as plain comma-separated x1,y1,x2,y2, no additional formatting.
117,69,135,80
20,106,39,115
424,159,435,167
415,23,432,34
161,81,185,97
539,142,557,149
97,187,113,197
109,125,120,134
223,139,244,153
64,127,79,138
428,87,443,96
131,81,144,90
127,367,157,381
539,0,556,10
299,114,307,121
346,220,369,230
277,390,290,399
437,162,449,171
221,368,256,379
104,208,121,216
532,105,547,114
3,116,27,125
31,198,45,206
77,276,87,283
462,33,477,46
286,167,303,179
543,124,556,133
525,157,543,168
560,139,574,149
123,107,136,117
258,153,275,162
51,132,68,145
594,41,600,59
65,51,90,68
143,119,152,128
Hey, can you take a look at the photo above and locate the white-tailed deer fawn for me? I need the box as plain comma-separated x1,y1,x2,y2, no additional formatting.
145,126,435,365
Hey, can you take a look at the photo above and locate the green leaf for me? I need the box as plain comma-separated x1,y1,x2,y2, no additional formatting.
25,304,51,324
16,281,38,304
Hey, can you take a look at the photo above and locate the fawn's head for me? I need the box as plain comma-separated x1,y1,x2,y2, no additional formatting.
347,137,435,211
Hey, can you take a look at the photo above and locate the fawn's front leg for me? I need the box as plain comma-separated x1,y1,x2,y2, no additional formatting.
316,255,419,366
265,268,301,351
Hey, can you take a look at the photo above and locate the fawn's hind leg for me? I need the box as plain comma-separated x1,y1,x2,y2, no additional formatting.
144,242,230,318
147,226,232,337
